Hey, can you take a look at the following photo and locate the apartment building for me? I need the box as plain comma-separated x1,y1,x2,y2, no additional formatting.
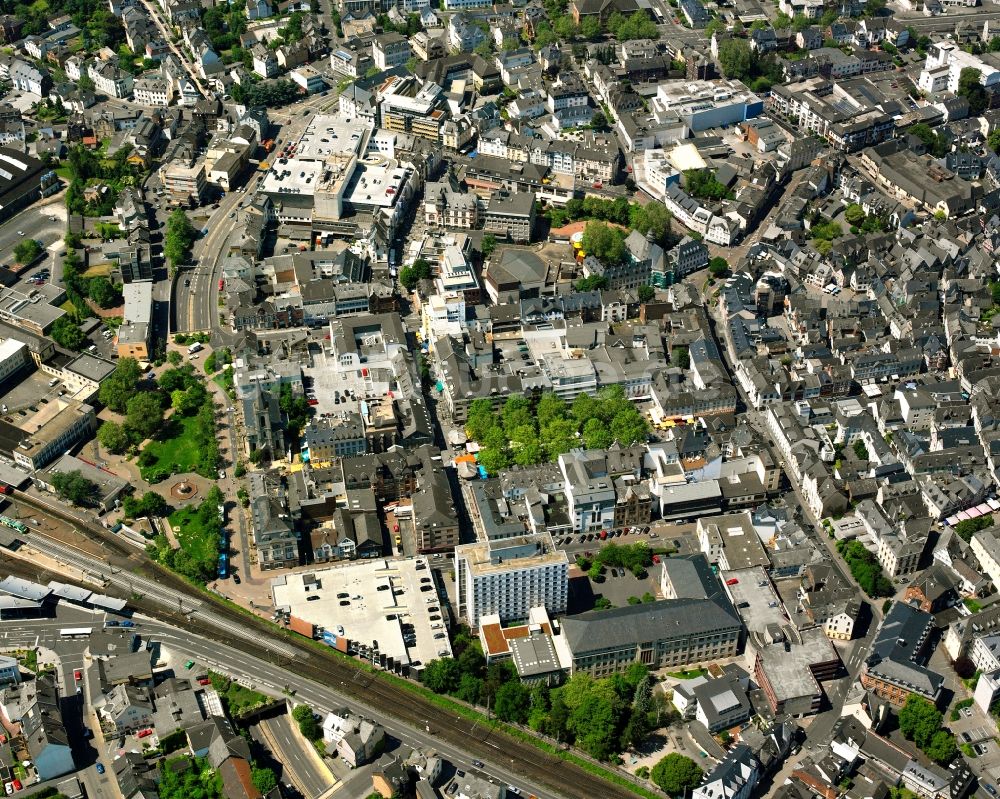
455,533,569,625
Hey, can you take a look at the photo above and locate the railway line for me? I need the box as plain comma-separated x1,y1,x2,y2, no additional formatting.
2,491,648,799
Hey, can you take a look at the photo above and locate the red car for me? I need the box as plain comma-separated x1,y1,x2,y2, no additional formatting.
74,670,82,681
652,555,661,564
137,729,153,739
198,678,211,685
12,780,20,791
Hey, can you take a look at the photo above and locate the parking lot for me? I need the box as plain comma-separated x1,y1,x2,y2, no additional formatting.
270,557,453,668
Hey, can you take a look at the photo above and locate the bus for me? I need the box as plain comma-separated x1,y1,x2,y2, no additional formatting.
59,628,93,638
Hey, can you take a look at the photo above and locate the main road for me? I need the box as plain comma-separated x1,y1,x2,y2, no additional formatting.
174,188,245,333
0,494,648,799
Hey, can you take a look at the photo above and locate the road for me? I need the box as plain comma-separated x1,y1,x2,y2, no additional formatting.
134,0,207,98
174,189,244,333
0,498,646,799
0,598,560,799
256,714,331,799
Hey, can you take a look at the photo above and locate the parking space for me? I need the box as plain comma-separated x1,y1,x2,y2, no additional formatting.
0,369,67,415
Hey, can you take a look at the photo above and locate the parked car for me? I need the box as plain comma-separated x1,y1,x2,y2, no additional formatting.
96,763,105,775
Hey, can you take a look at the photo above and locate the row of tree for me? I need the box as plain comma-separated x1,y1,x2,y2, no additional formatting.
421,630,677,762
466,387,648,474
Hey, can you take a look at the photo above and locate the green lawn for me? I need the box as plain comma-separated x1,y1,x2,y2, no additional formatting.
139,415,201,482
667,667,708,680
167,502,219,576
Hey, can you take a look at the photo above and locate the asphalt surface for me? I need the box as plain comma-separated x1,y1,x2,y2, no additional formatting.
2,493,647,799
256,714,330,798
175,189,244,333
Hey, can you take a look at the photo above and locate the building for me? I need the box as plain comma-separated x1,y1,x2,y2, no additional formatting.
116,281,152,360
290,65,325,94
379,75,448,143
372,32,411,70
0,148,58,224
455,533,569,625
303,414,367,459
971,524,1000,587
753,627,840,716
483,191,535,243
9,399,96,471
560,596,742,677
698,512,771,570
691,745,759,799
322,709,385,767
160,156,206,205
651,79,763,132
860,601,944,706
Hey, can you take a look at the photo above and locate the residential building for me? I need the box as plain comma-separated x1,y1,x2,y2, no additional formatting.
455,533,569,625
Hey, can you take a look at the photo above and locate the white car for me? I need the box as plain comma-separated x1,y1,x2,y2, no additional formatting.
507,787,521,796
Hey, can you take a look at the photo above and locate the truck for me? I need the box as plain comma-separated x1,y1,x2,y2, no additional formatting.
218,278,225,291
187,342,204,355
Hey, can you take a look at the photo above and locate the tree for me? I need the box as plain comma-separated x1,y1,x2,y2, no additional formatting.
580,15,600,39
582,417,614,449
924,729,957,765
958,67,989,116
100,358,142,413
955,514,994,542
52,469,98,506
685,169,732,201
899,695,943,748
844,203,866,226
708,257,728,277
421,658,462,693
638,285,655,302
291,704,320,740
718,38,754,80
98,421,131,453
651,753,703,797
671,346,690,369
51,316,87,350
582,221,627,264
127,392,165,440
88,276,123,309
14,239,42,264
481,234,497,259
590,109,608,130
251,767,277,795
399,258,432,291
575,275,609,292
164,209,196,269
630,202,671,246
494,680,530,723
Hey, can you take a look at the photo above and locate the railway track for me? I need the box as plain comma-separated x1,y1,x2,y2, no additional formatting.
5,492,647,799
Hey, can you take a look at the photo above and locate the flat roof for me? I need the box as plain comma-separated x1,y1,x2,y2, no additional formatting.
271,557,451,666
66,352,116,383
511,634,561,676
343,162,409,210
721,567,787,632
756,628,837,701
123,282,152,324
261,157,323,196
294,114,372,160
454,534,567,577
